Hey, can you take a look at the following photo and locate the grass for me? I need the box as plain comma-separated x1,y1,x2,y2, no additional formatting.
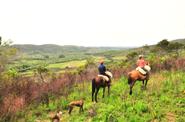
15,71,185,122
112,56,126,61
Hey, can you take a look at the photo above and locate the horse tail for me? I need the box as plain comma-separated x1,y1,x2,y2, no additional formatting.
128,73,132,85
92,78,96,93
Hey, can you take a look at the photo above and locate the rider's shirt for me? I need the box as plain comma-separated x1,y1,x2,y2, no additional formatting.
137,59,147,68
98,64,106,75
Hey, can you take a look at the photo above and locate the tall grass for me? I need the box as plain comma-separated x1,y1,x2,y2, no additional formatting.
13,71,185,122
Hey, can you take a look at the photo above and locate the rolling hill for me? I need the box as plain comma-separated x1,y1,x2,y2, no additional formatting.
13,44,131,55
171,38,185,44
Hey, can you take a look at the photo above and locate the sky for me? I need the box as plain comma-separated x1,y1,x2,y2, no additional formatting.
0,0,185,47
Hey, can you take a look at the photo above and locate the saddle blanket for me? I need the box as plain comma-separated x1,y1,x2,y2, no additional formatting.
98,75,109,81
98,71,113,82
136,66,151,75
105,71,113,78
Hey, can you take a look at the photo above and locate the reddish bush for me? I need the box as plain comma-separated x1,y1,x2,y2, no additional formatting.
0,95,25,116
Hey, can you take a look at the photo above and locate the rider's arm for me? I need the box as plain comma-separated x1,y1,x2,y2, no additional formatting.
145,60,149,65
103,65,106,72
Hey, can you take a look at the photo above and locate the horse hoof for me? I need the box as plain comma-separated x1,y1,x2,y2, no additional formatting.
129,92,132,95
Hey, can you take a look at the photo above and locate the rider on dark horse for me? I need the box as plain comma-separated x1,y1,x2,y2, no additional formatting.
92,60,112,102
98,60,111,83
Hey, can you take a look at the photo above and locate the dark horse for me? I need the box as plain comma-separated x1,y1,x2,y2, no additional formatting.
92,76,111,102
128,70,149,95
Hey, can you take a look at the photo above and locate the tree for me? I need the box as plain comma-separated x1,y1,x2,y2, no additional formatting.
167,42,183,51
0,38,17,73
167,42,184,56
157,39,169,49
142,44,149,49
35,65,48,83
0,37,17,87
58,54,65,58
126,51,138,60
44,55,49,59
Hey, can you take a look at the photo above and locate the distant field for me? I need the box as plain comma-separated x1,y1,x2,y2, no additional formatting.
7,44,130,76
8,53,124,76
47,60,87,69
112,56,126,60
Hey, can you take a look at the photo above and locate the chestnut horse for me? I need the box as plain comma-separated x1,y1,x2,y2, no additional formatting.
128,70,149,95
92,76,111,102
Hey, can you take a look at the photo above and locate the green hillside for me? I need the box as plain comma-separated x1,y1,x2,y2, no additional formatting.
171,38,185,44
16,71,185,122
9,44,131,76
13,44,130,55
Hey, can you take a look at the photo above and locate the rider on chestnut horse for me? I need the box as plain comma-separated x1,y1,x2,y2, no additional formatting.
136,55,150,78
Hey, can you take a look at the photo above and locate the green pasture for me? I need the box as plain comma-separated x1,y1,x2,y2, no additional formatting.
8,54,119,75
112,56,126,60
17,71,185,122
47,60,87,69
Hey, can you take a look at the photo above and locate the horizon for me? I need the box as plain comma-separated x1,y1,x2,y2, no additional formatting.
12,43,137,48
12,37,183,48
1,0,185,47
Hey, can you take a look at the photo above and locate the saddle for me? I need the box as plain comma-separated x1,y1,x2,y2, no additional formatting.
136,66,151,80
98,71,113,82
98,74,109,82
136,65,151,75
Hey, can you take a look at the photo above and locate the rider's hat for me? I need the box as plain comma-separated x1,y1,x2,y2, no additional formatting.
99,59,104,64
139,55,144,58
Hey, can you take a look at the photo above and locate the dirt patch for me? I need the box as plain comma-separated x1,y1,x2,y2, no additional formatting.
165,112,176,122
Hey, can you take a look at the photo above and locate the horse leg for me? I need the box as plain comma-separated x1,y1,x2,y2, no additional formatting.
144,73,149,89
92,89,95,102
79,106,83,113
145,80,148,89
92,79,96,102
141,80,145,90
68,106,73,114
95,87,100,102
142,80,144,86
129,85,132,95
102,87,105,98
81,105,84,112
108,85,110,96
129,81,135,95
